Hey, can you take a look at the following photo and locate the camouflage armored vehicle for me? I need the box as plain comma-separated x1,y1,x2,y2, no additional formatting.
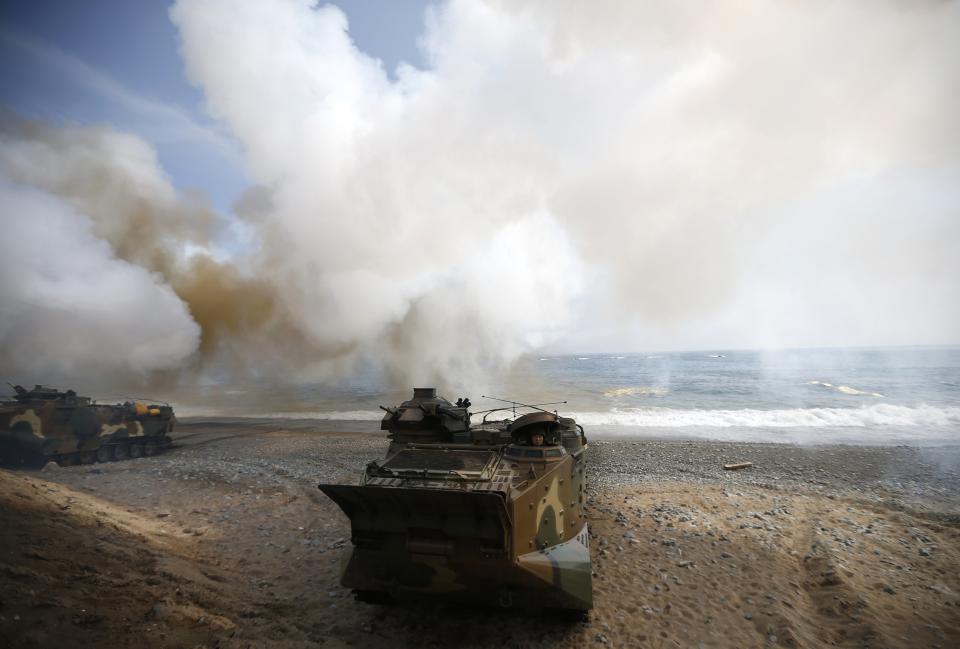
0,384,175,465
319,388,592,611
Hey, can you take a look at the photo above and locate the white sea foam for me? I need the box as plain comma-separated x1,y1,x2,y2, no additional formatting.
568,404,960,429
174,403,959,445
836,386,883,397
603,386,670,398
179,404,960,430
808,380,883,398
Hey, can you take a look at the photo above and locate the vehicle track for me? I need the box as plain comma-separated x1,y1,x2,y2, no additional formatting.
791,501,883,648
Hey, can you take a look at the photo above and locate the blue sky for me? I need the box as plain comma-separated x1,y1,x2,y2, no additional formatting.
0,0,435,213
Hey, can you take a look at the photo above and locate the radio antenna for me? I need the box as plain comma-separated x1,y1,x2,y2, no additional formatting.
479,395,567,415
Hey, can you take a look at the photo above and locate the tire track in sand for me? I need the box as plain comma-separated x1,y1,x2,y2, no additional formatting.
793,499,883,648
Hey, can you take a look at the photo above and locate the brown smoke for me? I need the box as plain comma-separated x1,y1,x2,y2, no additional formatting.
0,116,216,276
0,116,387,388
0,117,291,386
171,256,276,356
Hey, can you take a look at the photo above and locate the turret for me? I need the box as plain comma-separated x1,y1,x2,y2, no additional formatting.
380,388,470,452
9,384,90,405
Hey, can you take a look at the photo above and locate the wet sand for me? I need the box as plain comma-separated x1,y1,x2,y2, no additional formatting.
1,420,958,648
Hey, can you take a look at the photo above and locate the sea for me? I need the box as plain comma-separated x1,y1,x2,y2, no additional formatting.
175,346,960,446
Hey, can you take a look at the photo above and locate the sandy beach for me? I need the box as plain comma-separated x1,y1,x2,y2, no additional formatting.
2,420,958,648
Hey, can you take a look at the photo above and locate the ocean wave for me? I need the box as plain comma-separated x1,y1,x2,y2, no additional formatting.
808,380,884,398
603,386,670,398
178,404,960,430
568,404,960,428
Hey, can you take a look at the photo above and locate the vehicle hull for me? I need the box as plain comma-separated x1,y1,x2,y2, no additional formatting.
320,483,593,610
0,396,174,465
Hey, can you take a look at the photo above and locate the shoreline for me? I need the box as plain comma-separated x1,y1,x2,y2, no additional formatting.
177,415,960,447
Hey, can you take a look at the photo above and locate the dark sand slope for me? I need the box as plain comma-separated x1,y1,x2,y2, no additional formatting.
0,470,237,648
1,423,959,648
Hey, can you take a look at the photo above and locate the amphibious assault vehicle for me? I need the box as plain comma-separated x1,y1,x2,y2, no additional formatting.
319,388,592,611
0,384,175,465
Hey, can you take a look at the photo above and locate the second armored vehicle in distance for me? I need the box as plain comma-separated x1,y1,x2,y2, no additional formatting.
0,384,176,465
320,388,592,611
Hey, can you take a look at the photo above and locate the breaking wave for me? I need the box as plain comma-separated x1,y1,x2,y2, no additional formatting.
177,404,960,429
568,404,960,428
808,380,884,398
603,386,670,398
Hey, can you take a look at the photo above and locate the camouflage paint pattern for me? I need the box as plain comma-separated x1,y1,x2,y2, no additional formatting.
0,385,175,464
320,389,592,611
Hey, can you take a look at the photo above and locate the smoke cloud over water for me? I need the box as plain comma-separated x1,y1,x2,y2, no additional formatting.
1,0,958,392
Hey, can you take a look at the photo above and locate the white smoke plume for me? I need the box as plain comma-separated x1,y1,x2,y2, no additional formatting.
170,0,959,357
0,118,286,388
1,0,957,392
0,175,200,381
0,118,216,274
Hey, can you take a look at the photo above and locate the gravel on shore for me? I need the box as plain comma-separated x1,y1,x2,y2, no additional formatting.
1,421,957,649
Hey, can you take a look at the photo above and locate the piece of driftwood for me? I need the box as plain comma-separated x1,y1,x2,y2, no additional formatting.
723,462,753,471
